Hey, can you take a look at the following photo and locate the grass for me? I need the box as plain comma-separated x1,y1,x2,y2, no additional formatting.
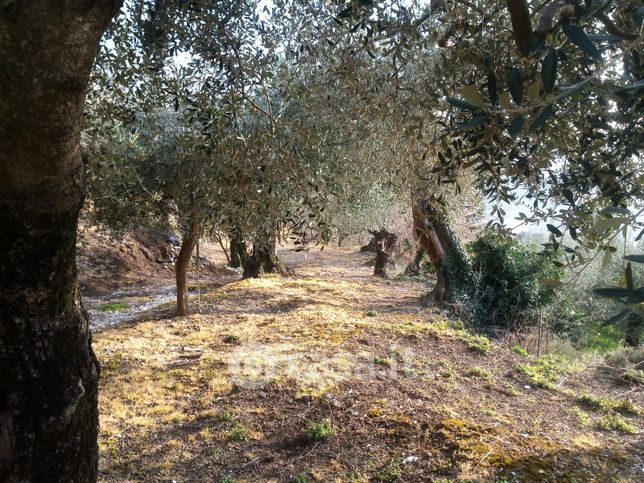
576,393,641,416
569,407,590,426
304,419,335,442
97,302,131,312
597,414,637,434
465,365,494,381
512,345,529,357
291,474,311,483
466,335,491,354
516,354,570,388
217,409,236,422
373,460,402,482
223,333,241,344
373,355,392,367
226,422,250,441
93,260,642,482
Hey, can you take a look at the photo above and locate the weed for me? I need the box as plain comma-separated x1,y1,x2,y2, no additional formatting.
223,334,241,344
400,367,416,378
291,474,310,483
614,400,642,416
219,476,235,483
373,356,392,367
504,382,519,396
97,302,131,312
374,459,402,482
218,409,235,422
597,414,637,434
516,354,569,388
569,407,590,426
304,418,335,442
366,310,378,317
439,368,455,379
512,345,529,357
465,365,493,381
576,393,641,416
226,422,250,441
162,412,185,424
347,469,367,482
467,335,491,354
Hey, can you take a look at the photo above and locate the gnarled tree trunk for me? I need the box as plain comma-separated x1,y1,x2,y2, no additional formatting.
370,229,399,278
0,2,121,481
176,223,198,317
243,235,293,278
229,230,248,269
412,200,473,303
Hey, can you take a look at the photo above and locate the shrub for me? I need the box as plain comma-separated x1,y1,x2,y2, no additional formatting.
464,231,563,330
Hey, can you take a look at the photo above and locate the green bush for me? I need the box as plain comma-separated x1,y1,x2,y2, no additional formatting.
464,231,563,330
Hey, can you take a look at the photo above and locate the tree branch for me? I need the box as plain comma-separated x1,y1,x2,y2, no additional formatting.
506,0,533,55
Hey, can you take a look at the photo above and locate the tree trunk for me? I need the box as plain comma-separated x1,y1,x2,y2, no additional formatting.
176,223,198,317
412,200,473,303
229,230,249,269
338,233,347,247
243,236,293,278
624,313,641,348
0,2,121,481
370,229,399,278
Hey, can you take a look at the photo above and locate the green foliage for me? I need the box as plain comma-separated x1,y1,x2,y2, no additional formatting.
226,422,250,441
217,409,235,422
593,257,644,346
291,473,310,483
373,356,391,367
569,407,590,426
465,366,493,381
512,345,529,357
597,414,637,434
576,394,641,416
97,302,131,312
464,231,563,330
365,310,378,317
466,335,491,354
304,419,335,442
373,460,402,482
516,354,570,389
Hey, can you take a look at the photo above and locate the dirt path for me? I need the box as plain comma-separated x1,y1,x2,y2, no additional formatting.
94,246,642,482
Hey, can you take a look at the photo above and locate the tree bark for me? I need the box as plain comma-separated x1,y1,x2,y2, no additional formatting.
370,229,399,278
412,200,473,303
0,1,121,481
176,223,198,317
243,236,293,278
229,230,249,269
506,0,533,55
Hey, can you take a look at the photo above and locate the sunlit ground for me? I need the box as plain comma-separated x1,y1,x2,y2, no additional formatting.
95,246,642,482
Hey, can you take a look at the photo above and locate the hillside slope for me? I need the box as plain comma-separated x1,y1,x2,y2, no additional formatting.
94,247,642,482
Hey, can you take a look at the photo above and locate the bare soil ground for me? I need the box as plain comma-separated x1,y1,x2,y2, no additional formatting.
93,245,643,482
